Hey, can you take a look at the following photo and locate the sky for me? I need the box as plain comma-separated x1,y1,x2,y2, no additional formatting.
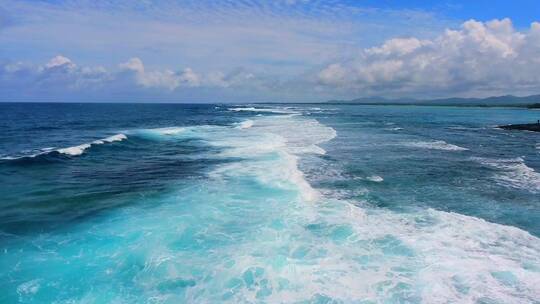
0,0,539,102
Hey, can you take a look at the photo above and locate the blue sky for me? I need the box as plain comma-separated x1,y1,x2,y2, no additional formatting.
1,0,539,102
340,0,539,27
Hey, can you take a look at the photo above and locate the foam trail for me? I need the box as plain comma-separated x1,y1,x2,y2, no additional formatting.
56,143,92,156
228,107,298,114
252,115,336,155
55,133,127,156
1,151,47,160
207,115,335,202
472,157,540,192
91,134,127,144
59,133,127,156
3,113,540,303
235,119,254,129
157,127,185,135
404,140,468,151
366,175,384,182
1,133,128,159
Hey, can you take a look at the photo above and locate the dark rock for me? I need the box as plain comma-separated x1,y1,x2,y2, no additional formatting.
498,123,540,132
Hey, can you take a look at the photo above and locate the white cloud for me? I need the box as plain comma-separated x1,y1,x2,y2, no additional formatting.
366,38,431,56
317,64,347,86
0,0,453,78
119,57,144,74
44,55,75,69
0,55,263,101
2,18,540,102
178,68,200,87
318,18,540,98
120,57,200,90
205,70,255,88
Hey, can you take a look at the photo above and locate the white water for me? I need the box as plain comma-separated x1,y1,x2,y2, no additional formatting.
366,175,384,182
235,119,254,129
228,107,299,114
57,133,127,156
472,157,540,193
138,113,540,302
404,140,469,151
0,133,128,159
5,112,540,303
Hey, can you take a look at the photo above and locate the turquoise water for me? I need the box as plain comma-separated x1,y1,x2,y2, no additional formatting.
0,103,539,303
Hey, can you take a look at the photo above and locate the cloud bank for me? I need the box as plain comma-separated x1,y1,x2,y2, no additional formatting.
1,16,540,101
0,55,278,102
318,19,540,98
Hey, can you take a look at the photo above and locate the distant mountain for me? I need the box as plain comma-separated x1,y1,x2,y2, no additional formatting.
326,94,540,107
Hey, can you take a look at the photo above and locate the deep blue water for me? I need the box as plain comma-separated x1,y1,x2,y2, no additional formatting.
0,103,539,303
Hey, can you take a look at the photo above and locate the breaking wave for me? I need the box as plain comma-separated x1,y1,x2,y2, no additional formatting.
1,133,127,159
472,157,540,193
57,134,127,156
235,119,254,129
227,107,299,114
366,175,384,182
404,140,468,151
3,106,539,303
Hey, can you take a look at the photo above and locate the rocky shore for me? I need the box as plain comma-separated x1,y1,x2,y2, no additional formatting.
498,122,540,132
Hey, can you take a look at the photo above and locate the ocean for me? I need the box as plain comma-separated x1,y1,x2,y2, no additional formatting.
0,103,539,303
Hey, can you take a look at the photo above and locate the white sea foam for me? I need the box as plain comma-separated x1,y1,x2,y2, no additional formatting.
235,120,254,129
132,127,190,141
1,154,38,160
57,143,92,156
211,148,320,202
0,133,129,159
91,133,127,145
228,107,298,114
170,186,539,302
366,175,384,182
1,147,59,160
16,279,41,296
57,133,127,156
253,115,337,155
296,144,327,155
206,115,538,301
228,106,256,112
473,157,540,192
5,113,540,303
203,114,336,202
247,116,336,199
300,204,540,303
157,127,185,135
404,140,468,151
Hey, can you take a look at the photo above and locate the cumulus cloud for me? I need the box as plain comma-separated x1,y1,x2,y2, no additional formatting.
318,19,540,97
44,55,75,70
0,55,110,96
2,18,540,102
205,69,255,88
0,55,263,101
120,58,200,90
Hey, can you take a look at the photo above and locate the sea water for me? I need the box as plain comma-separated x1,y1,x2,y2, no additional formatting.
0,103,539,303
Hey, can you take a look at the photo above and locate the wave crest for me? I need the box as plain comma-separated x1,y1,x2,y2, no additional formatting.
228,107,298,114
404,140,468,151
235,120,254,129
472,157,540,192
1,133,128,159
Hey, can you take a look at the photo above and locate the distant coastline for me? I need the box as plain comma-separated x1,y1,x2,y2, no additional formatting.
325,94,540,108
